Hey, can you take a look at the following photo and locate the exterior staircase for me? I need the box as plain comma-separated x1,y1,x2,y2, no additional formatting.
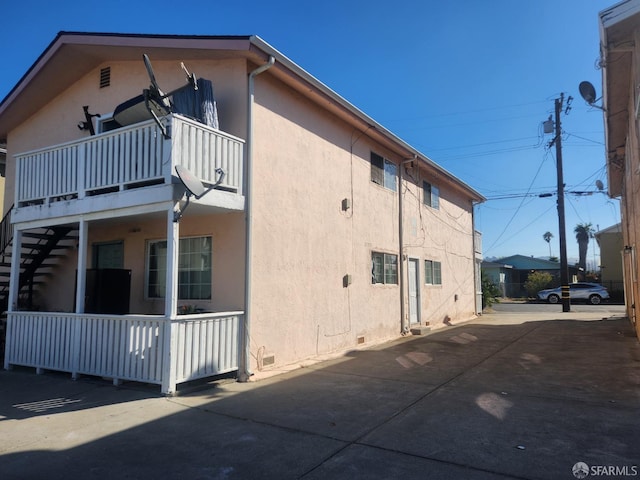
0,206,78,313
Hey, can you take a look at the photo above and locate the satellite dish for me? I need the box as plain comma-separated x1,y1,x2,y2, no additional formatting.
579,81,597,104
175,165,206,198
173,165,207,222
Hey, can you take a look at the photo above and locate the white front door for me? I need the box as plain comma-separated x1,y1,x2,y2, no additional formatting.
408,258,420,324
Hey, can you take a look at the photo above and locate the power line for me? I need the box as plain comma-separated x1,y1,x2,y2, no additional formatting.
484,151,550,254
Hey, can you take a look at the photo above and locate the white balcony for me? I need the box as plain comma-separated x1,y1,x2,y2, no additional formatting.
13,115,245,224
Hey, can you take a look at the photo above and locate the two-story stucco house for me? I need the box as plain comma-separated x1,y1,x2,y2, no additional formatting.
599,0,640,338
0,32,484,394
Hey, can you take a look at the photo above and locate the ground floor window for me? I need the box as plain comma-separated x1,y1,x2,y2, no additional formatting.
425,260,442,285
147,236,212,299
372,252,398,284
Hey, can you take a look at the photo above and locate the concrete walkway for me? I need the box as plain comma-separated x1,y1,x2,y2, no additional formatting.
0,306,638,479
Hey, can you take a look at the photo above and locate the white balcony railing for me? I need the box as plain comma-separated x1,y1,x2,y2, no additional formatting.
4,311,242,394
14,115,245,208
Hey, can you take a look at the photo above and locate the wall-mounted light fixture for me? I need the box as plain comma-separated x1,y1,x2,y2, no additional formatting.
77,106,101,135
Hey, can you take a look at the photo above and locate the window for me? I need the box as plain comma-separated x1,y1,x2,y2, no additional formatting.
425,260,442,285
96,114,121,133
147,236,212,299
371,152,397,191
92,241,124,269
372,252,398,284
423,181,440,209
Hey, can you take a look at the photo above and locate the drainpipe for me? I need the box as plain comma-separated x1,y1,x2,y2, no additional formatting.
398,156,416,334
239,55,275,382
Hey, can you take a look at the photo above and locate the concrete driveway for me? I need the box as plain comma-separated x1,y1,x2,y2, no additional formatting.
1,305,638,479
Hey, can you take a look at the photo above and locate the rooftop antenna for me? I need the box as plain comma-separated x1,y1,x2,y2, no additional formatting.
578,81,606,111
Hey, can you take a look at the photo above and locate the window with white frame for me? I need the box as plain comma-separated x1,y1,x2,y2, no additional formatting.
425,260,442,285
371,152,397,192
147,236,212,299
372,252,398,284
423,181,440,209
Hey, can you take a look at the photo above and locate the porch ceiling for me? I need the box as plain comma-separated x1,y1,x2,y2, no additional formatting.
12,183,243,229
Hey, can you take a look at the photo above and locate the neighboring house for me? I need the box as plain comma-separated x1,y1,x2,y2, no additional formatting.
0,32,484,394
492,254,581,297
481,260,513,297
594,223,624,299
600,0,640,337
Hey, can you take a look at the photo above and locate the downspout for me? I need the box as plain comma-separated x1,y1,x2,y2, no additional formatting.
239,55,275,382
472,201,481,315
398,156,416,334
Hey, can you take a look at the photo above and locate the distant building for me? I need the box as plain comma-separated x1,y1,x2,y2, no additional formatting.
481,261,513,297
594,223,624,300
486,254,581,297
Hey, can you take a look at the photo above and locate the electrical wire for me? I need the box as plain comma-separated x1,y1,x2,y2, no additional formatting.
483,150,550,255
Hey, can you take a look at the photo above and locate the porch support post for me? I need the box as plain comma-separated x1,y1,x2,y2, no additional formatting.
4,228,22,370
75,220,88,314
161,207,179,395
71,220,88,380
7,228,22,312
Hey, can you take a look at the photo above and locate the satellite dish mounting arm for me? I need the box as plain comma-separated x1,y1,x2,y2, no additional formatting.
141,54,199,139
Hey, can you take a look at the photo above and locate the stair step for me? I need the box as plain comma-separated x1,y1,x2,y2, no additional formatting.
22,232,78,241
22,253,66,259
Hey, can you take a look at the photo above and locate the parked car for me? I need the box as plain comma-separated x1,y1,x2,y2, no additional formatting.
537,282,610,305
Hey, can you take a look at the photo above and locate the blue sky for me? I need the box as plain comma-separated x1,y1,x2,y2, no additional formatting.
0,0,618,266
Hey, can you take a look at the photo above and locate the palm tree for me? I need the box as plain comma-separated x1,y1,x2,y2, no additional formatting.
543,231,553,258
574,223,594,276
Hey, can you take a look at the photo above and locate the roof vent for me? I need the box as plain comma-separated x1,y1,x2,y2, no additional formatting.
100,67,111,88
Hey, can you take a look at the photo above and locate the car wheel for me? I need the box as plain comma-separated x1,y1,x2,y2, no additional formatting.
589,294,602,305
548,294,560,304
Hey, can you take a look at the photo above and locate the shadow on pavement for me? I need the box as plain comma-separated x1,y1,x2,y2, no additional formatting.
1,314,639,479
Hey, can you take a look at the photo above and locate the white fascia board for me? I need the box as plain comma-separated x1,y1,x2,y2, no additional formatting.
600,0,640,30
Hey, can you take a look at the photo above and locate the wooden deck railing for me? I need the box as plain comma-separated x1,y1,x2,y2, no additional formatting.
14,115,245,207
4,311,242,394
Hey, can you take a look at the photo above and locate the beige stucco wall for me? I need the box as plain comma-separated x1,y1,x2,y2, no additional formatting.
617,27,640,335
249,74,477,370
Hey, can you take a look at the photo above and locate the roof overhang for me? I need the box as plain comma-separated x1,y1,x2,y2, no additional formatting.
0,32,485,203
599,0,640,197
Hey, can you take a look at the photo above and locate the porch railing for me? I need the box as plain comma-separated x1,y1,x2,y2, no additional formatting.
4,310,242,394
14,114,245,207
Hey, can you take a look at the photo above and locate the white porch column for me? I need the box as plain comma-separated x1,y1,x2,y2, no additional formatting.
161,207,180,394
75,220,88,313
71,220,88,380
7,228,22,312
4,228,22,370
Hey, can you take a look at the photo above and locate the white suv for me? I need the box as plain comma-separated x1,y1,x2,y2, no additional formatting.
537,282,610,305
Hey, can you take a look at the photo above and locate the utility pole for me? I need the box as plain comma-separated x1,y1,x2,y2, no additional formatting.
552,93,571,312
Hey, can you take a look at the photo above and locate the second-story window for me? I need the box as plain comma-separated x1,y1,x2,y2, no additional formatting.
423,181,440,209
371,152,397,192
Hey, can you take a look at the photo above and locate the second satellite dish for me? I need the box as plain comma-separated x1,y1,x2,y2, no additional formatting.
579,81,597,105
175,165,206,198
